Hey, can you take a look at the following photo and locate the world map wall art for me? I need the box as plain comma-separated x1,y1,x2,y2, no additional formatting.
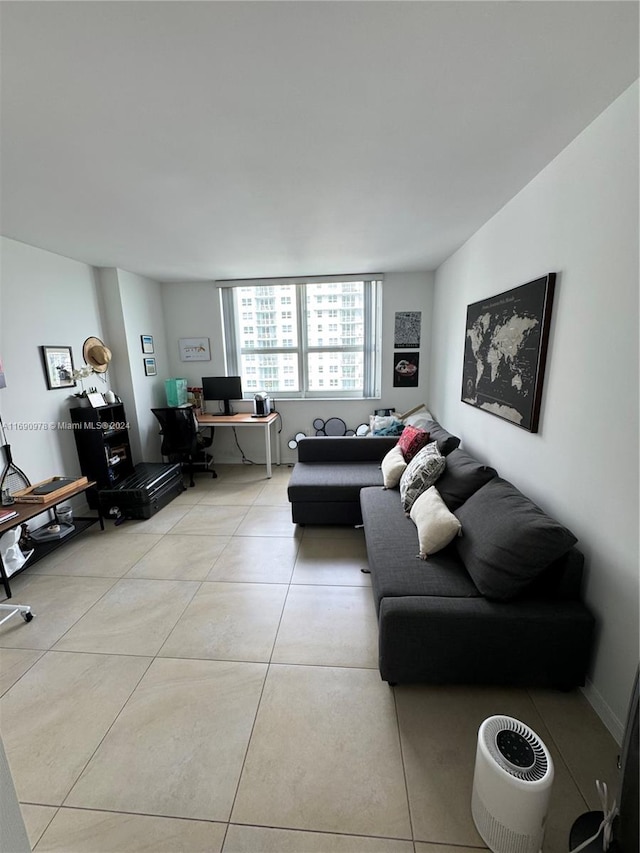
461,273,556,433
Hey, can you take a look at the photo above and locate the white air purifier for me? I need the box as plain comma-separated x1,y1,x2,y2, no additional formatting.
472,715,554,853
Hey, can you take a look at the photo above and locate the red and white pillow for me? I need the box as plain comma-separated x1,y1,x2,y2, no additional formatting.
397,424,430,462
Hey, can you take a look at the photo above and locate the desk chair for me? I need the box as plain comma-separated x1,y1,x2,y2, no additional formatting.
151,407,216,487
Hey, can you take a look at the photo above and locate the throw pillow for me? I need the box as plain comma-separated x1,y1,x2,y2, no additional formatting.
454,478,578,601
421,419,461,456
380,445,408,489
436,448,498,510
410,486,462,559
399,441,446,514
397,424,430,462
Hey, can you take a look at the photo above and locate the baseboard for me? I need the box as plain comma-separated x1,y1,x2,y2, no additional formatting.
581,678,624,745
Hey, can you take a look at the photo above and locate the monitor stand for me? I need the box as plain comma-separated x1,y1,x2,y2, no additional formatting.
215,401,234,416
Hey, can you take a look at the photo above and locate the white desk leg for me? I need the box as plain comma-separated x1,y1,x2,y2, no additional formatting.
265,422,272,478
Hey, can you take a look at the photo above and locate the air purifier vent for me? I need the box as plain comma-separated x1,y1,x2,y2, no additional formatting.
472,715,554,853
481,715,549,782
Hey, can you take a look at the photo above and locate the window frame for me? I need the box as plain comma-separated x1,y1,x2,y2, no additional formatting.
219,275,383,400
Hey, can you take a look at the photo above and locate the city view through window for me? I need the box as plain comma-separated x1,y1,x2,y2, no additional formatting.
230,281,372,396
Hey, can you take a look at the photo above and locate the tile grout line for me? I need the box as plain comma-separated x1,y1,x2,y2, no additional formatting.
221,517,300,841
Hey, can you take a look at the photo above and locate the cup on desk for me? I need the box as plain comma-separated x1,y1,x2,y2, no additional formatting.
55,505,73,525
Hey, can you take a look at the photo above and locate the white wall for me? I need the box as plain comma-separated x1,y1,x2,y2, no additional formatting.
161,272,434,465
113,270,171,461
0,238,111,497
429,83,639,739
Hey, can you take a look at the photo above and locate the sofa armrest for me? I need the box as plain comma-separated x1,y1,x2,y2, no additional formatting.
297,436,398,464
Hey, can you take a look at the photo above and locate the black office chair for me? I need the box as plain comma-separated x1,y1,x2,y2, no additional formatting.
151,407,216,487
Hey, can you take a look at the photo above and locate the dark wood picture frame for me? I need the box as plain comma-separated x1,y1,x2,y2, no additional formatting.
461,272,556,432
144,357,157,376
41,345,76,390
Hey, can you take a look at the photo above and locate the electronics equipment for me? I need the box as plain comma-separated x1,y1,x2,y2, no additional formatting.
253,392,271,418
201,376,243,416
31,478,76,496
471,715,554,853
568,666,639,852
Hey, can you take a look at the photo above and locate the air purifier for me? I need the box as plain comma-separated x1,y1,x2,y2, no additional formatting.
472,715,554,853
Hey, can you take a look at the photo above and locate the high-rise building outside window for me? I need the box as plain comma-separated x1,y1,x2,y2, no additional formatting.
219,276,382,398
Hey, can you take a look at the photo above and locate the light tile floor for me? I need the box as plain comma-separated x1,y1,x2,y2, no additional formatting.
0,464,619,853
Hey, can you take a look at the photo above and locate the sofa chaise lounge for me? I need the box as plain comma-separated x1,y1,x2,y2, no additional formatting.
287,419,594,688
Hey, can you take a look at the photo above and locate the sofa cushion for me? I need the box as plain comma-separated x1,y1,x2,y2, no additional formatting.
454,478,578,601
410,486,462,558
296,436,398,464
397,424,430,462
360,486,481,606
381,445,407,489
399,441,445,514
288,461,384,504
436,448,498,511
422,418,461,456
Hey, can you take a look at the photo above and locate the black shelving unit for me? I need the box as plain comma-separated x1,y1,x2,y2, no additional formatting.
70,402,135,506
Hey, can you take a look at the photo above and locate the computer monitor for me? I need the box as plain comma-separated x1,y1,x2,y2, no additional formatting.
201,376,243,416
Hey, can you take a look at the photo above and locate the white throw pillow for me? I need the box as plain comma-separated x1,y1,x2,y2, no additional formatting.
410,486,462,559
380,445,407,489
399,441,445,514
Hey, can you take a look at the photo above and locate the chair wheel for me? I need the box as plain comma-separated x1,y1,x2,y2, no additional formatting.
22,612,34,623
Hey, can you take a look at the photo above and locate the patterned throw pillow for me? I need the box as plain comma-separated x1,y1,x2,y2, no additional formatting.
397,424,430,462
399,441,446,514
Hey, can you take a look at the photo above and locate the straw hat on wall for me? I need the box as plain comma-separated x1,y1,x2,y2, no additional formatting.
83,337,112,373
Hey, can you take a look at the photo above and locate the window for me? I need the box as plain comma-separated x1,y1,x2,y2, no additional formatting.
220,276,382,398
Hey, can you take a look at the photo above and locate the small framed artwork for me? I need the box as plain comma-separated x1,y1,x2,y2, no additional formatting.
141,335,154,354
41,345,76,390
393,352,420,388
144,357,157,376
394,311,422,348
87,391,105,408
179,337,211,361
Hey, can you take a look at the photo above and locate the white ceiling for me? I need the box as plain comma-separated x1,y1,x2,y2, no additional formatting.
1,1,637,283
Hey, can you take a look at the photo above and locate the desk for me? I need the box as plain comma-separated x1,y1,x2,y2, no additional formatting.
196,412,280,477
0,480,103,599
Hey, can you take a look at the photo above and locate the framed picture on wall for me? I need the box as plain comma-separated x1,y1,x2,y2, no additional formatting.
393,352,420,387
144,357,157,376
394,311,422,348
179,337,211,361
461,272,556,432
141,335,154,354
41,345,76,389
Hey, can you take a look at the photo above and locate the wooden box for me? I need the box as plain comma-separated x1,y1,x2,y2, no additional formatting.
12,476,89,504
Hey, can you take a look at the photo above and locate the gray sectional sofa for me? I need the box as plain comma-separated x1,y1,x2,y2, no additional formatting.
287,420,595,688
